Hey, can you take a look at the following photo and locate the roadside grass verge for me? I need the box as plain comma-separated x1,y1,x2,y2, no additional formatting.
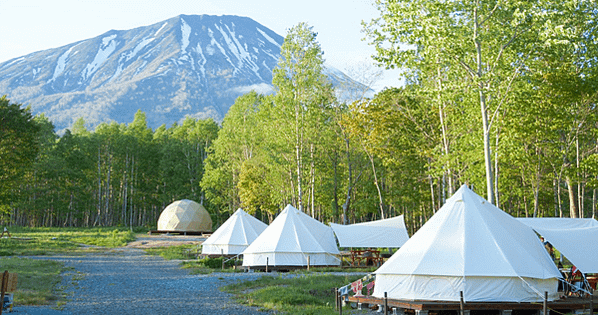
0,257,65,305
222,273,364,315
144,244,198,260
144,245,243,274
0,226,138,256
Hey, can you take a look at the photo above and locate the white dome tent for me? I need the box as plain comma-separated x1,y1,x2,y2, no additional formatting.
157,199,212,233
373,185,562,303
242,204,340,268
201,208,268,255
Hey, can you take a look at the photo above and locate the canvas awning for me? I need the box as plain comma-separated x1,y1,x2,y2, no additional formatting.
517,218,598,273
330,215,409,248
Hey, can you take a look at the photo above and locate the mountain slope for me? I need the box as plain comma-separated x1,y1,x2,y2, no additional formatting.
0,14,363,131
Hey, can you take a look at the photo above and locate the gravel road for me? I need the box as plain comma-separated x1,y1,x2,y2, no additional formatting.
11,247,272,315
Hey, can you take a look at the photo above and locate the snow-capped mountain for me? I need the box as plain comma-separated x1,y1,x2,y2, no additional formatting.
0,14,364,131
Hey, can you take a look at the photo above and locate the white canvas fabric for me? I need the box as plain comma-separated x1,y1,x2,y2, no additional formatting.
242,204,340,267
201,208,268,255
518,218,598,273
330,215,409,248
373,185,562,302
157,199,212,232
517,218,598,230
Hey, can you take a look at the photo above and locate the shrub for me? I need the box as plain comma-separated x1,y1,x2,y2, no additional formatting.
198,256,236,269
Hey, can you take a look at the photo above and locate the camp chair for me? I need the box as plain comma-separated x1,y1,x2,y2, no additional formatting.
567,267,592,297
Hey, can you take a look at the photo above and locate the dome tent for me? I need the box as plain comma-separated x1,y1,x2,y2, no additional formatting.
201,208,268,255
373,185,562,303
242,204,340,268
157,199,212,233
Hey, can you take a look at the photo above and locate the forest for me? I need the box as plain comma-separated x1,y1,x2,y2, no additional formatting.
1,1,597,233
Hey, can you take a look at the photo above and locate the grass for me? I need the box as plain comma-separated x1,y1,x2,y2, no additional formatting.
0,226,139,306
0,226,138,256
222,273,366,315
144,244,198,260
144,245,245,274
0,257,66,305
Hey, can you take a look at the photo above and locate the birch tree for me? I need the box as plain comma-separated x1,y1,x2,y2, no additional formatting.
364,0,578,204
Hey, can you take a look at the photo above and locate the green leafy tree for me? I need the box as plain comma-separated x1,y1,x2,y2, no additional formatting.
270,22,335,212
0,96,40,219
363,0,592,204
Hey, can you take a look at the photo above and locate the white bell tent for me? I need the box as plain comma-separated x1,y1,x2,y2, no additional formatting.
518,217,598,273
157,199,212,232
201,208,268,255
330,215,409,248
373,185,562,302
242,204,340,267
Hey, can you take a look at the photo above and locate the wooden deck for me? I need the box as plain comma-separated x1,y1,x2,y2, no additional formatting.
347,295,597,313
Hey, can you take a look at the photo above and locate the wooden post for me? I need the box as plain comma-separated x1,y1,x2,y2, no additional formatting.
334,288,338,311
221,249,225,270
1,270,7,315
460,291,464,315
590,294,594,315
339,288,342,315
266,257,269,273
385,291,390,314
543,291,547,315
307,256,310,271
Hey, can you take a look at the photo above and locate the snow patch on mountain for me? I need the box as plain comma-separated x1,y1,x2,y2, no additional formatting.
256,27,280,48
208,27,234,68
126,37,154,62
49,47,74,83
180,18,191,53
193,43,207,78
215,24,261,79
155,22,168,36
82,34,118,81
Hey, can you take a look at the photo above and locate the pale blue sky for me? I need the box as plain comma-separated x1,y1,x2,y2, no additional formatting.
0,0,402,90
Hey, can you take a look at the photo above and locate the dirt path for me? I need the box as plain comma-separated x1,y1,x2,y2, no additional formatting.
12,239,270,315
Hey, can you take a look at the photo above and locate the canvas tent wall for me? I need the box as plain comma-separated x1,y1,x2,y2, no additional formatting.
201,208,268,255
518,218,598,273
373,185,562,303
242,204,340,267
330,215,409,248
157,199,212,232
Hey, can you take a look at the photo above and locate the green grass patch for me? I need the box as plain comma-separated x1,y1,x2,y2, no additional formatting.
0,226,138,256
144,246,245,274
222,273,364,314
144,244,198,260
0,257,66,305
